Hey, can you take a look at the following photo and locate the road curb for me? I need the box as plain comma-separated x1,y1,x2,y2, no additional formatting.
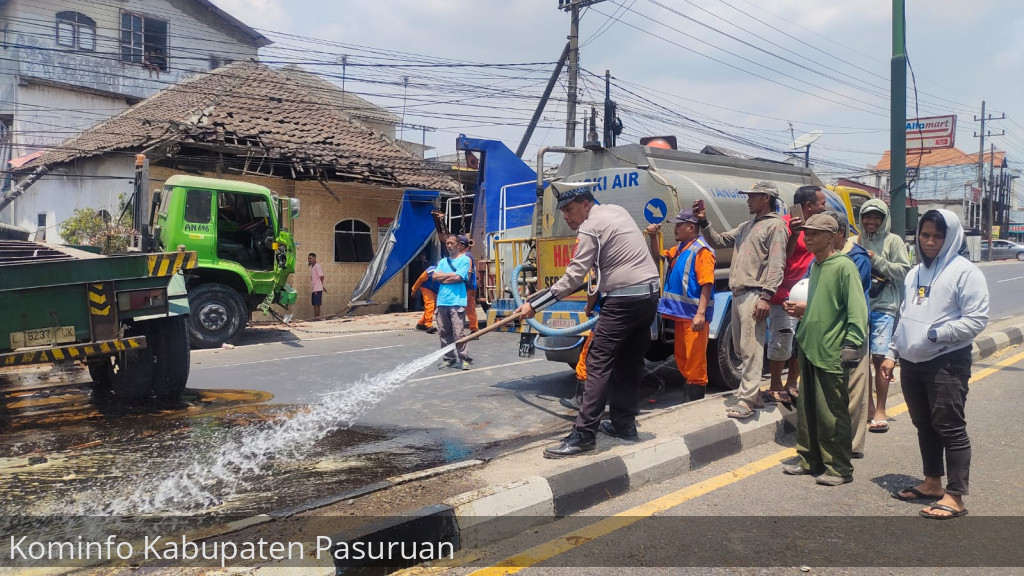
313,403,798,573
249,323,1021,574
972,323,1024,361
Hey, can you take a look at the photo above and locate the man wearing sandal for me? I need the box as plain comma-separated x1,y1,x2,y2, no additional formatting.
882,210,988,519
694,181,789,420
781,214,867,486
853,200,911,434
765,185,827,405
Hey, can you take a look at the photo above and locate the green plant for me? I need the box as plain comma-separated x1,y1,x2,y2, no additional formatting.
60,202,135,255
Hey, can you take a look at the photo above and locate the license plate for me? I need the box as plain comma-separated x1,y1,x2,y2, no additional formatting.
10,326,77,350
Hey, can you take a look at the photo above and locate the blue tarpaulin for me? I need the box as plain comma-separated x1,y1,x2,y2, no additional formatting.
457,136,537,241
348,189,439,304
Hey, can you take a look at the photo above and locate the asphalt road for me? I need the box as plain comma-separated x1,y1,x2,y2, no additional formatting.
0,327,689,517
4,258,1020,519
977,259,1024,320
434,348,1024,574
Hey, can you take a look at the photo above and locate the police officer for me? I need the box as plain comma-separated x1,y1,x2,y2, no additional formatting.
515,184,660,458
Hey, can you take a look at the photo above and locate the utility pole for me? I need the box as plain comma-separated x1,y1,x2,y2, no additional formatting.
974,101,1005,261
559,0,607,147
889,0,907,239
603,69,622,147
516,42,569,158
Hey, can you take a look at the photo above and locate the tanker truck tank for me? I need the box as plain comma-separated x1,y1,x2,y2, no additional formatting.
543,144,839,280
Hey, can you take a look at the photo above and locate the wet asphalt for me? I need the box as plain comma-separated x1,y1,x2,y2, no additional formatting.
2,260,1021,519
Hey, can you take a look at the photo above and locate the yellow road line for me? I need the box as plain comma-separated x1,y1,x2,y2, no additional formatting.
465,348,1024,576
471,448,796,576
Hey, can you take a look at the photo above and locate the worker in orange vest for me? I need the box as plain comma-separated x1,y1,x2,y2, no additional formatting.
412,266,439,334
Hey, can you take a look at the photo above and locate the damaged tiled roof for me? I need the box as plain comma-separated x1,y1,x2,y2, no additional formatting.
21,61,460,191
278,65,401,125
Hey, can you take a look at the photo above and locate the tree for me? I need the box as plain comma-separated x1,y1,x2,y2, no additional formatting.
60,196,135,254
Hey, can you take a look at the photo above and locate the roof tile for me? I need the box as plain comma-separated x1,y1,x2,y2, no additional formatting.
22,61,459,191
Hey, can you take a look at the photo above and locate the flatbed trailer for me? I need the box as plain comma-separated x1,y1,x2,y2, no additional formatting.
1,241,196,418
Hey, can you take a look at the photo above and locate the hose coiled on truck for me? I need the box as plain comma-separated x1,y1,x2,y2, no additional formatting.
510,263,598,336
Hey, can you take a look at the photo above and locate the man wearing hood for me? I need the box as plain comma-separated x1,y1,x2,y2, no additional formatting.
881,210,988,519
852,199,911,433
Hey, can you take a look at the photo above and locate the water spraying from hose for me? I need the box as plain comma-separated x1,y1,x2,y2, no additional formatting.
102,345,457,514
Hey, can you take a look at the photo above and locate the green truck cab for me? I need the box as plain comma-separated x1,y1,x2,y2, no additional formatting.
154,175,300,348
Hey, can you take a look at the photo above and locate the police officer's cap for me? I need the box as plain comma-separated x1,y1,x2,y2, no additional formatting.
551,181,596,209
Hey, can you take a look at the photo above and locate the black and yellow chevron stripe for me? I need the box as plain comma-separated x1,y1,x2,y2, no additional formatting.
146,251,197,277
1,337,146,367
88,283,111,317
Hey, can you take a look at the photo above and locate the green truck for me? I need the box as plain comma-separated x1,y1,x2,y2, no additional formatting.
0,240,197,414
153,174,300,348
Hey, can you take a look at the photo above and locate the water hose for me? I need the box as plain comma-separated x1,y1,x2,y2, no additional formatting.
455,310,524,345
509,263,598,336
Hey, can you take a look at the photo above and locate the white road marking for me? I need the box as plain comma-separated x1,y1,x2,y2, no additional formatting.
996,275,1024,283
194,345,403,369
406,358,544,383
191,329,407,353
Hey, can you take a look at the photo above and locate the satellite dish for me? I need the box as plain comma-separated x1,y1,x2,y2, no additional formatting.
791,130,823,150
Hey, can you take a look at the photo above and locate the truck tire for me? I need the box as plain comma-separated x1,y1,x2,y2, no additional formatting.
87,361,111,396
147,315,191,400
707,311,741,390
91,323,154,403
187,283,247,348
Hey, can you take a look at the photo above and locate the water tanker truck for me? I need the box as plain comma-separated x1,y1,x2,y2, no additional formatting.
456,136,870,390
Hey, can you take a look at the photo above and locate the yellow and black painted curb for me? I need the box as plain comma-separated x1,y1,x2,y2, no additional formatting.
146,251,197,277
1,336,147,367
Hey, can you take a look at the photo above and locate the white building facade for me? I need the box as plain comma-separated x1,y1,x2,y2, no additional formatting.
0,0,268,234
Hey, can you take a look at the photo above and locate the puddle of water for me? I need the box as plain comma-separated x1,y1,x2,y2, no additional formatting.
2,346,456,515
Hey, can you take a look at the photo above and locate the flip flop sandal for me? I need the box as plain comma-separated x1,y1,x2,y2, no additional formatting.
868,420,889,433
785,386,799,400
920,503,968,519
726,403,756,419
762,390,792,404
892,486,944,501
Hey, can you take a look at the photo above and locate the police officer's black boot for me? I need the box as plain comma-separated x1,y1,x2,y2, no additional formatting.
543,428,596,458
684,383,706,401
559,379,585,411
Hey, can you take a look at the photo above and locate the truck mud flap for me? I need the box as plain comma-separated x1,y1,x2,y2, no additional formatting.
1,336,147,368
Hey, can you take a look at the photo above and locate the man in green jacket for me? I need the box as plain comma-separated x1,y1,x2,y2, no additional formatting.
783,214,868,486
852,199,910,433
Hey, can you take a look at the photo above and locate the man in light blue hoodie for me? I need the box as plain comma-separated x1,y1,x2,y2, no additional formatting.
881,210,988,520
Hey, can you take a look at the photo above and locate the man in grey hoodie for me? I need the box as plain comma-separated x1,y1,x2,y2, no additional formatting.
852,199,910,433
881,210,988,519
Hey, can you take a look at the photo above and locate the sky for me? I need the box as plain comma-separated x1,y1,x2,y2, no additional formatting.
210,0,1024,179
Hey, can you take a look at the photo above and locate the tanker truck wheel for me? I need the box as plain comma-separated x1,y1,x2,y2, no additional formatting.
707,312,741,390
147,315,191,400
187,283,247,348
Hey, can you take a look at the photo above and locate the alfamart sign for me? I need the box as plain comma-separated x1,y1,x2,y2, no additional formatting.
906,115,956,151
